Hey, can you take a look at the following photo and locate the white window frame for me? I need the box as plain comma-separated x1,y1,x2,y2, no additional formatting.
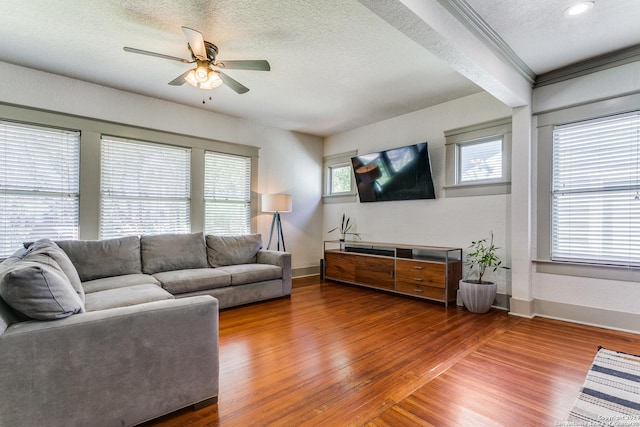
536,92,640,282
100,136,191,239
0,120,80,257
444,118,512,197
457,136,504,183
329,164,353,194
204,151,252,236
323,150,357,204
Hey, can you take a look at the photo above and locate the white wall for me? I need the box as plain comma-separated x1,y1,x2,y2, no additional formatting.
323,92,514,293
0,61,323,272
529,62,640,329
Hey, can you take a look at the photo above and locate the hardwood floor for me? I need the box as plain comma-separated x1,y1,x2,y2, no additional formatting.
144,278,640,426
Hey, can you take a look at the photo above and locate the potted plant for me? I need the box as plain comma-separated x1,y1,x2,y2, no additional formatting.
328,213,360,241
459,231,509,313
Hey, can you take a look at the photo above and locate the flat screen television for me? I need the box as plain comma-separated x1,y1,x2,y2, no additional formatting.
351,142,436,202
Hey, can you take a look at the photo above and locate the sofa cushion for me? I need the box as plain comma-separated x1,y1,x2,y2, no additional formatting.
153,268,231,294
141,233,208,275
84,284,174,312
28,239,85,303
217,264,282,286
55,236,142,282
82,274,160,294
206,234,263,267
0,247,84,320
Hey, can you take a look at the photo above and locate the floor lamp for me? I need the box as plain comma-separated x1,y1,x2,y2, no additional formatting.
262,194,292,251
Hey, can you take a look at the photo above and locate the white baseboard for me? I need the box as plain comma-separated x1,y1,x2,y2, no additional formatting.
292,266,320,278
510,297,640,334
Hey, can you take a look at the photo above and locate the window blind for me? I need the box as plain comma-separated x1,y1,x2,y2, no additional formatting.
204,151,251,235
458,138,503,183
0,121,80,257
100,137,191,239
552,112,640,266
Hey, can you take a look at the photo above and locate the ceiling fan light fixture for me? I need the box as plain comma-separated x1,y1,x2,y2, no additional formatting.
206,71,223,88
184,68,222,90
194,64,210,83
185,69,199,87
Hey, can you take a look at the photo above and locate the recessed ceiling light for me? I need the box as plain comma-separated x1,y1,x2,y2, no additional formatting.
564,1,595,16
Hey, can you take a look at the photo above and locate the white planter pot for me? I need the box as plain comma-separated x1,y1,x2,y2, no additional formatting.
459,280,497,314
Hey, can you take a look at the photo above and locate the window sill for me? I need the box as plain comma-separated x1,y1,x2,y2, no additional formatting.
322,193,358,204
444,181,511,197
534,259,640,282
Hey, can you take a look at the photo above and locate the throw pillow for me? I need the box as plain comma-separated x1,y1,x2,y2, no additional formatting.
27,239,85,303
206,234,263,267
0,246,84,320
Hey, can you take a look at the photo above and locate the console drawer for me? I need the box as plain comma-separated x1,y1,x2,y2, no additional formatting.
395,281,446,300
395,259,446,288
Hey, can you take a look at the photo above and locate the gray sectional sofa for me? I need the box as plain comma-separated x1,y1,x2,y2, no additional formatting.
0,232,291,427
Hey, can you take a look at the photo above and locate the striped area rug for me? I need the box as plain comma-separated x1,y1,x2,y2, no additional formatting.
566,347,640,426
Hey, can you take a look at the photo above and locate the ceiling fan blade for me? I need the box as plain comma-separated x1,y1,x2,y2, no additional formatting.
181,26,207,60
217,60,271,71
168,69,191,86
123,47,191,63
218,71,250,94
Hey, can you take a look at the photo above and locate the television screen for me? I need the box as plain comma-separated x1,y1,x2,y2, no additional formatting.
351,142,436,202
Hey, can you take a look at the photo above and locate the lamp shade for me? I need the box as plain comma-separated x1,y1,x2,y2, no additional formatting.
355,163,382,184
262,194,292,213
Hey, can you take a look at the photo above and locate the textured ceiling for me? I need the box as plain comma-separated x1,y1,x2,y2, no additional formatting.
465,0,640,74
0,0,638,136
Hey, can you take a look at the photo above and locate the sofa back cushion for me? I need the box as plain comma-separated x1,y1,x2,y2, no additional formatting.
141,233,207,274
55,236,142,282
206,234,263,267
0,246,84,320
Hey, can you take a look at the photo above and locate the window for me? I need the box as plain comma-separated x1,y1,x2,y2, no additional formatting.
551,112,640,266
100,136,191,238
458,137,503,183
323,150,357,203
329,164,352,194
204,151,251,235
0,121,80,257
444,118,511,197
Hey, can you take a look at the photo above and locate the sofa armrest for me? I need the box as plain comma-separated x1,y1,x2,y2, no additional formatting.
0,296,219,427
257,250,292,295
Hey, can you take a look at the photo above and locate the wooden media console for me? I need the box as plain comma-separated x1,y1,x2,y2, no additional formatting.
323,240,462,306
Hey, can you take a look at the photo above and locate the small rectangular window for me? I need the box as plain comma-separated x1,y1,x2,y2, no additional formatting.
330,164,352,194
323,150,357,203
444,117,511,197
458,138,503,183
0,121,80,257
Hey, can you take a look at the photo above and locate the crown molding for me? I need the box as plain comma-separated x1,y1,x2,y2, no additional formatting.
534,45,640,87
437,0,536,86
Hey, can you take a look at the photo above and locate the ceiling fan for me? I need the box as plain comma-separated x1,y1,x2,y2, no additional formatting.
123,26,270,94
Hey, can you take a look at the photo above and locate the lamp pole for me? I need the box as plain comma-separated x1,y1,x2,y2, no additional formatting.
262,194,292,252
267,211,286,251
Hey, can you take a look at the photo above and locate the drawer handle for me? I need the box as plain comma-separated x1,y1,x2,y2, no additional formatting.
413,266,424,270
414,288,424,293
414,277,423,282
